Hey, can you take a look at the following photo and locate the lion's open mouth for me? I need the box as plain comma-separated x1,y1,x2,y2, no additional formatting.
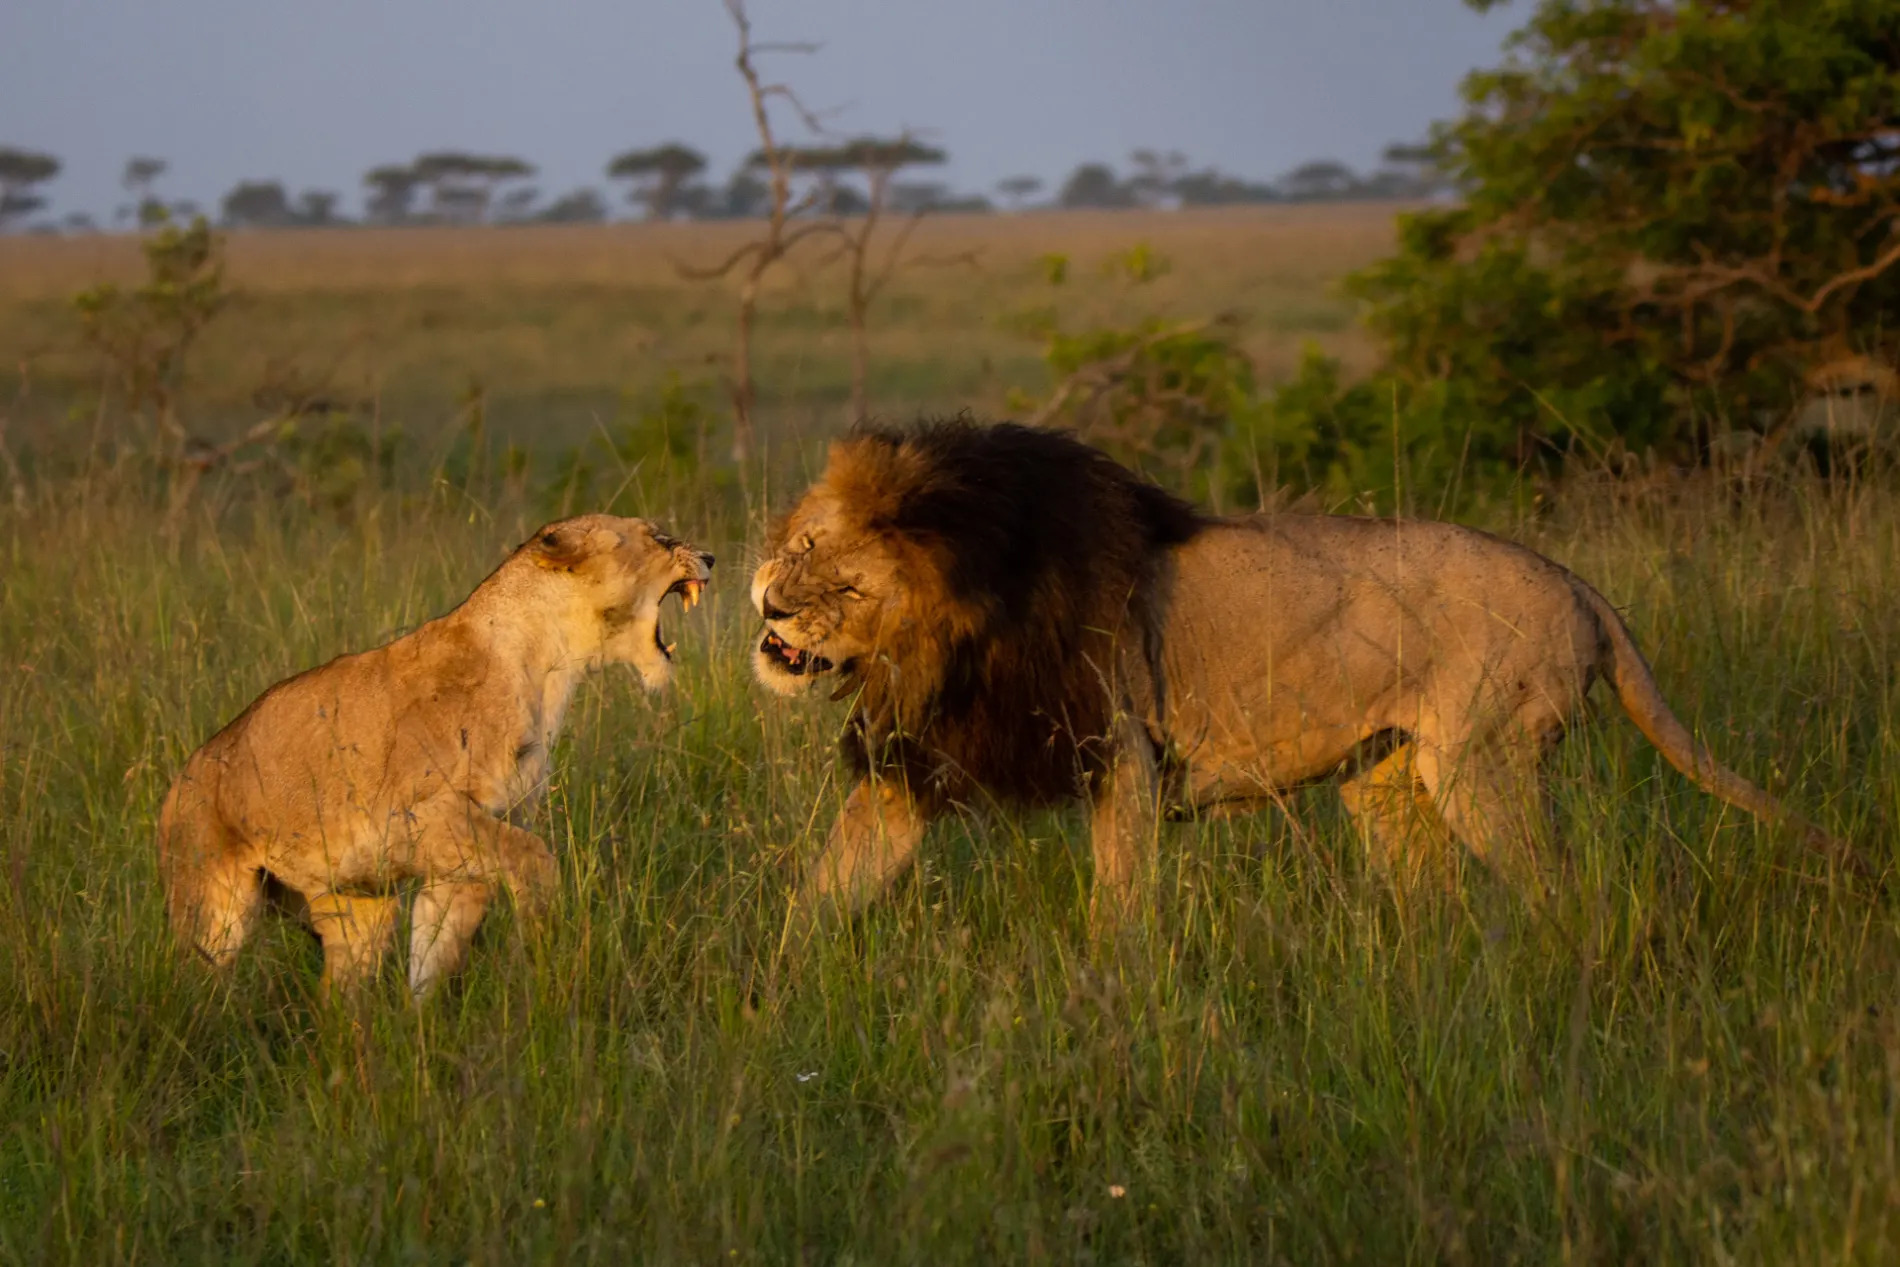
760,630,835,676
654,577,707,660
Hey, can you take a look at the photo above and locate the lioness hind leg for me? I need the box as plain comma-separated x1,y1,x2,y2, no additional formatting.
169,856,265,968
306,892,399,993
408,881,494,998
1337,744,1454,891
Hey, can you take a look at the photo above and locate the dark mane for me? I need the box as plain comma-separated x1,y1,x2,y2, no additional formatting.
837,418,1205,805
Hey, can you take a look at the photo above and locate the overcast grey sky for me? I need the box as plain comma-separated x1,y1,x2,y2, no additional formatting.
2,0,1513,220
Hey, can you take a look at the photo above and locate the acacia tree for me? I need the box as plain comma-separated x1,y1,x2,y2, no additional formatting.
363,165,424,224
0,147,60,228
296,190,342,226
996,174,1043,211
1059,163,1134,209
1268,0,1900,504
411,152,536,224
607,143,709,220
120,156,168,226
792,136,963,421
221,181,293,228
1127,148,1188,207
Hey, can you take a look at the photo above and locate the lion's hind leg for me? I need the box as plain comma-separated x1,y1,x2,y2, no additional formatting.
1337,742,1456,892
1412,735,1559,900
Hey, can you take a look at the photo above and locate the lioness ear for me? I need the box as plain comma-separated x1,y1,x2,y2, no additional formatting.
528,524,591,571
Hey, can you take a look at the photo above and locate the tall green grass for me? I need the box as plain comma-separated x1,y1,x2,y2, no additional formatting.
2,463,1897,1264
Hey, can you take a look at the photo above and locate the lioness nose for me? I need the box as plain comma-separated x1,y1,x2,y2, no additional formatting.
698,551,715,568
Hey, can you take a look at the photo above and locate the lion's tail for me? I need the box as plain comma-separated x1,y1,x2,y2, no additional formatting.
1578,582,1867,874
157,773,262,966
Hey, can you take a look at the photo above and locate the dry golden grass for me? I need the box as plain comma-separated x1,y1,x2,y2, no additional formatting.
0,206,1398,453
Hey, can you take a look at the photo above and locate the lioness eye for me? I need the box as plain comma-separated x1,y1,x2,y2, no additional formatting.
541,532,560,548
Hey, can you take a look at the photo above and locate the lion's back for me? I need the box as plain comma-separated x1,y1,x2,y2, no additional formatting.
1200,512,1591,635
1156,513,1603,781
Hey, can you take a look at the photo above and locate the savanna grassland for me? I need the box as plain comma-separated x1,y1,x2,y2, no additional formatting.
0,206,1383,459
3,208,1899,1264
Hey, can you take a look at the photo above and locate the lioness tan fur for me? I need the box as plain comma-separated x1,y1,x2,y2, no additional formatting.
750,421,1857,935
158,514,713,995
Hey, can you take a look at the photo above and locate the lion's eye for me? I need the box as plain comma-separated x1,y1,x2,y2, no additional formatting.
541,532,560,548
840,586,863,601
795,532,816,553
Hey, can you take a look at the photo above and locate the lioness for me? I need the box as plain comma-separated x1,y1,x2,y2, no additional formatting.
752,420,1859,933
159,514,713,995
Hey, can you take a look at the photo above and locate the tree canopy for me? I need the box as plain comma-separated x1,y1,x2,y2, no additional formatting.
1266,0,1900,504
0,147,61,226
607,143,710,220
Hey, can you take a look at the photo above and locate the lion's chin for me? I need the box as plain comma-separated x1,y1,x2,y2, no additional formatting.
752,650,821,697
753,630,838,697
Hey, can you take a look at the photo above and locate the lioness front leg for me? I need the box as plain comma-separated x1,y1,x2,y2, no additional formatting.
783,776,931,947
398,797,560,996
1087,715,1162,939
405,796,560,918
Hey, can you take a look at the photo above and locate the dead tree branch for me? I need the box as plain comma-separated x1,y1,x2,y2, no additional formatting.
692,0,834,464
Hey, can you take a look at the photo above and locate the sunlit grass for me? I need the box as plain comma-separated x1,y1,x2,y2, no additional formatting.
2,455,1897,1263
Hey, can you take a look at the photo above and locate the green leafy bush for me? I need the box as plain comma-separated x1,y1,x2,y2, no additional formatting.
72,215,228,459
1276,0,1900,507
1007,246,1264,502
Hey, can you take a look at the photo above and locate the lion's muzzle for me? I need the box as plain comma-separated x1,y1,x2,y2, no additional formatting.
759,629,834,676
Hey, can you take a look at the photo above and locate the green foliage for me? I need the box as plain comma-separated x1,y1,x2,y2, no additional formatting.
274,413,404,515
1101,242,1170,285
1277,0,1900,507
603,371,711,474
1009,245,1263,500
71,215,229,454
540,373,737,522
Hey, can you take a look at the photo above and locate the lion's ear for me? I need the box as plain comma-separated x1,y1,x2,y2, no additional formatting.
528,523,592,571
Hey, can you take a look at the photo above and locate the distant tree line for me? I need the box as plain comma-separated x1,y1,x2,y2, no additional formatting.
0,139,1449,234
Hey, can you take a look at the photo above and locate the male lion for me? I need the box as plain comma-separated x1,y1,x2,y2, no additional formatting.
752,420,1857,933
159,514,713,996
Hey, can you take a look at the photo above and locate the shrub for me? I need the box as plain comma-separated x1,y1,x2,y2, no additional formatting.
1276,0,1900,506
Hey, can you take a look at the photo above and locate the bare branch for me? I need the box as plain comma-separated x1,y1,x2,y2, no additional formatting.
672,241,766,282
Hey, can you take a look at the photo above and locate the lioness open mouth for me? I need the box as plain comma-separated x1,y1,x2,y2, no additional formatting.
760,630,835,676
654,577,707,660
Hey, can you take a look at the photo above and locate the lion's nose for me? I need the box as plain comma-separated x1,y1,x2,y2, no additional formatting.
761,594,794,621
